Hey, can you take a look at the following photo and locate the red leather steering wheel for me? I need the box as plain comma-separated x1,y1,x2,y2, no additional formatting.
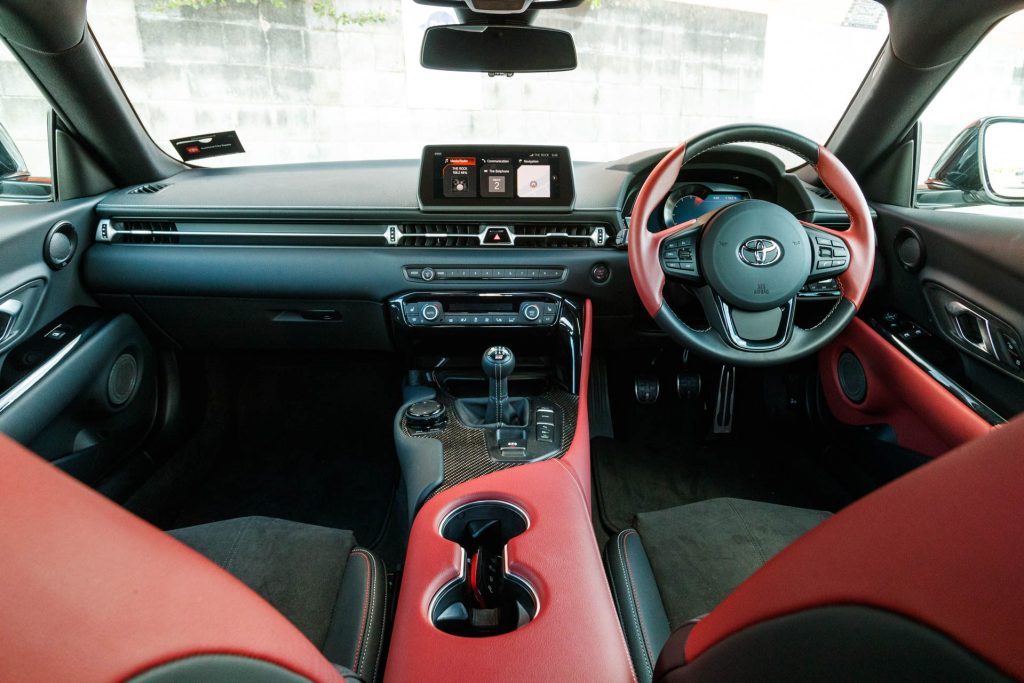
628,124,875,366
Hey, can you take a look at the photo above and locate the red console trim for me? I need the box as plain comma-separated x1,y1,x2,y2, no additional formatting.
385,299,637,683
819,317,992,456
0,435,341,683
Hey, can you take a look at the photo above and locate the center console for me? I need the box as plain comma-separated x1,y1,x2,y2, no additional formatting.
384,301,636,682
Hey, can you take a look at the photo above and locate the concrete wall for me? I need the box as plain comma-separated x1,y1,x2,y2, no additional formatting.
0,0,1020,179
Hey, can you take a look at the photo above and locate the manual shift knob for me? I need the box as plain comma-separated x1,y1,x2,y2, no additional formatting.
482,346,515,425
482,346,515,379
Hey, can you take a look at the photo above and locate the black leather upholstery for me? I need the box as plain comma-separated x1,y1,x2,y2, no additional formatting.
681,123,820,165
653,606,1009,683
606,498,829,682
605,529,673,683
169,516,386,683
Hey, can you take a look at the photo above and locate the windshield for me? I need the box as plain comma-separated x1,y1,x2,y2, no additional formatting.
88,0,889,166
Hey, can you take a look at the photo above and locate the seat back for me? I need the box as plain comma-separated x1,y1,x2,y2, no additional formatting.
0,434,342,683
656,415,1024,681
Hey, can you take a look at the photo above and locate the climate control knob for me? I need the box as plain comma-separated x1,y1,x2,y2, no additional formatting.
521,303,541,322
422,303,441,322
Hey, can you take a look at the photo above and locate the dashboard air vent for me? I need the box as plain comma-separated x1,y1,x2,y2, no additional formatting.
393,223,609,248
398,223,482,247
119,220,179,244
811,185,836,200
129,183,168,195
512,224,604,248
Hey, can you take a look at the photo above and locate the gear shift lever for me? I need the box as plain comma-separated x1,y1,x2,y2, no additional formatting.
482,346,515,425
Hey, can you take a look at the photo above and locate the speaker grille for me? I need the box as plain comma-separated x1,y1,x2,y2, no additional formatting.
837,351,867,404
107,354,139,406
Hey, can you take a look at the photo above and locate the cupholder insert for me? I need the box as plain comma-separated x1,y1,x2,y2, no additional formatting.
431,501,538,637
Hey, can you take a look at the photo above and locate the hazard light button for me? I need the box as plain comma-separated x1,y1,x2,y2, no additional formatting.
483,226,512,245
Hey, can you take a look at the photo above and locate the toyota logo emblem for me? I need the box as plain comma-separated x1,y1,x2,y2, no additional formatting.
738,238,782,267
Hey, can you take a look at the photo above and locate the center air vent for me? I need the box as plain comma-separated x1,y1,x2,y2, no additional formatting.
395,223,608,248
398,223,482,247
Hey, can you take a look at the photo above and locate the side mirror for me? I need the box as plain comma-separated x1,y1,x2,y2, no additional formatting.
980,117,1024,204
0,119,51,203
421,24,577,74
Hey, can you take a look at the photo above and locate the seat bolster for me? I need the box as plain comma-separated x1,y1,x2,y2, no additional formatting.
653,621,698,682
322,548,388,683
605,529,672,683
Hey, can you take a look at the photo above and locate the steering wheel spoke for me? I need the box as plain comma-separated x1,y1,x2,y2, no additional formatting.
803,223,851,280
698,287,797,352
659,223,703,282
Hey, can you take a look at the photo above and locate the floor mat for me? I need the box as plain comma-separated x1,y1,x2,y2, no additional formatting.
593,434,834,533
133,354,404,557
590,358,875,534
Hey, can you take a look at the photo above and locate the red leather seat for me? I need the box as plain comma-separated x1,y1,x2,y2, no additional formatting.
0,434,360,683
610,415,1024,682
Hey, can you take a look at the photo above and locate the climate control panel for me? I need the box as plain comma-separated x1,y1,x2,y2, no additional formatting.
391,293,562,328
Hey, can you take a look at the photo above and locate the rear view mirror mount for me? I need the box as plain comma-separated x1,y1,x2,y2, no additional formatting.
421,24,577,75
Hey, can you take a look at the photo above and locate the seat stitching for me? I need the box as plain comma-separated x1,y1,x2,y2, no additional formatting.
726,499,769,565
222,516,253,576
617,529,655,679
370,555,387,683
349,549,373,674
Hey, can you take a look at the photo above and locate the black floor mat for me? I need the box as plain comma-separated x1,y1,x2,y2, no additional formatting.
589,357,899,534
130,353,404,559
593,434,836,533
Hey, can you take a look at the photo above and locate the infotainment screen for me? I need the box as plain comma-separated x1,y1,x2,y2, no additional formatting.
419,145,574,211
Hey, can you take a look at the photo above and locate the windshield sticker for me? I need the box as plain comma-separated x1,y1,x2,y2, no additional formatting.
171,131,245,162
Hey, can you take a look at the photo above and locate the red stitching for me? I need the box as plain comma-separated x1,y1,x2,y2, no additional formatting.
350,550,372,673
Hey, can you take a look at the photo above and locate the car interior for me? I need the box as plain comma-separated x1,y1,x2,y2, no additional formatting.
1,0,1023,681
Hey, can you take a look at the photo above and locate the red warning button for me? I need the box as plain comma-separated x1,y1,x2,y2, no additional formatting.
483,227,512,245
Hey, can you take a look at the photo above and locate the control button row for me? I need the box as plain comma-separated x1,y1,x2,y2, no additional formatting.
661,231,700,280
402,301,559,327
405,266,565,281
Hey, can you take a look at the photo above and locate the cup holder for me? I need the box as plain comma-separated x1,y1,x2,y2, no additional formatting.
431,501,538,637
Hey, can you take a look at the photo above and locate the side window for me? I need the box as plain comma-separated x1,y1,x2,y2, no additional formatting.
917,11,1024,217
0,39,53,204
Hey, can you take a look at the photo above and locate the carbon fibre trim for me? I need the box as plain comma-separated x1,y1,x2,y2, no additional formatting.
401,389,578,496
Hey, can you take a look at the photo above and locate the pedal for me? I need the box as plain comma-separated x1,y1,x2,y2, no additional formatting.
712,366,736,434
676,371,701,401
634,375,660,404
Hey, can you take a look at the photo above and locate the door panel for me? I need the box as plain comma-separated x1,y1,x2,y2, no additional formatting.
847,203,1024,434
0,199,160,488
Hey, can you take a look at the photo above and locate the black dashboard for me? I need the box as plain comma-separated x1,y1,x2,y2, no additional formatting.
82,145,857,351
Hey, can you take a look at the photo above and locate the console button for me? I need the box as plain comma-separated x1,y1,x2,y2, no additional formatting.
421,267,436,282
422,303,441,322
521,303,541,321
541,314,556,325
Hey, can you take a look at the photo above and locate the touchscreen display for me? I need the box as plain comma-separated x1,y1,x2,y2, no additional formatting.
420,146,574,210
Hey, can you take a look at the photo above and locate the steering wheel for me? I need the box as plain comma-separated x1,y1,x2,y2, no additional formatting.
628,124,875,366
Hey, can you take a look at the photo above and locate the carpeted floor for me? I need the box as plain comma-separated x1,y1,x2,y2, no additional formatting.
126,353,405,565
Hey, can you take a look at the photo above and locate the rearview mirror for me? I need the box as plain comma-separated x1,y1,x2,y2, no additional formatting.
421,24,577,74
980,117,1024,203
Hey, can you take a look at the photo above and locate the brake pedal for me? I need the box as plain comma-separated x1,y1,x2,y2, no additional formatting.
712,366,736,434
676,371,701,401
634,375,660,404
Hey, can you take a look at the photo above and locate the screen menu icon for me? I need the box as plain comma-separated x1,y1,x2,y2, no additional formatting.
516,164,552,199
442,157,477,198
479,159,513,198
